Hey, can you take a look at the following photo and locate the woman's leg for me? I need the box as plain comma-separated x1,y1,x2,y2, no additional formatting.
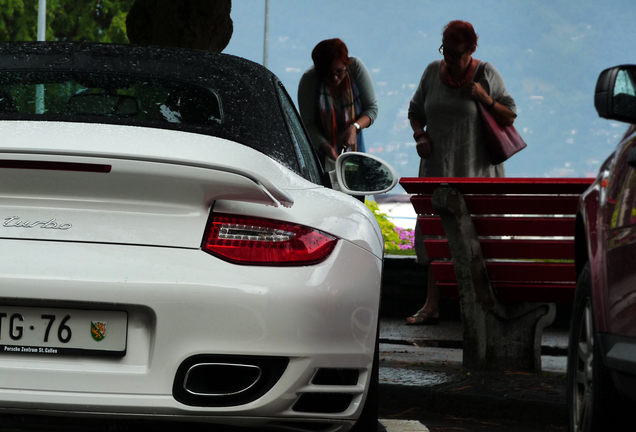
406,268,440,324
421,269,439,316
407,223,441,324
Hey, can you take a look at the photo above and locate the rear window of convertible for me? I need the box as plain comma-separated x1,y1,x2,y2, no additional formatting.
0,72,224,125
0,50,300,174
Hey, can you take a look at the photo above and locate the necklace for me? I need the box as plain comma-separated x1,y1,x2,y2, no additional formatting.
445,58,474,88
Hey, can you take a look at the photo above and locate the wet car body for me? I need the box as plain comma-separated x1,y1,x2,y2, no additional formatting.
0,42,395,431
569,65,636,431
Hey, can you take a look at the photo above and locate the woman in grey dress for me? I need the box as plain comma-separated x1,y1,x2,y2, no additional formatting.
406,20,518,325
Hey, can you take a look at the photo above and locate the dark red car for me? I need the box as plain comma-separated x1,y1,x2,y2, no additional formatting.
568,65,636,431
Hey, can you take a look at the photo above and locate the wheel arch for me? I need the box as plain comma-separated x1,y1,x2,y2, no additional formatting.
575,212,588,279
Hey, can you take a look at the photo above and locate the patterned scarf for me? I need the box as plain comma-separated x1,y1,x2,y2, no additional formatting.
317,69,363,153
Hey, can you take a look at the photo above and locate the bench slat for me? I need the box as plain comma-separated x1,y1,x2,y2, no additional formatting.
424,239,574,260
411,195,580,215
418,216,575,237
437,282,575,303
431,261,575,283
401,177,594,195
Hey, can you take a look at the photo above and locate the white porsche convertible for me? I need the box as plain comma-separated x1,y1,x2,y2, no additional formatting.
0,43,396,431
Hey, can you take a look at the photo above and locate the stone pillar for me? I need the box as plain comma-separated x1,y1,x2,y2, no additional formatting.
432,186,555,371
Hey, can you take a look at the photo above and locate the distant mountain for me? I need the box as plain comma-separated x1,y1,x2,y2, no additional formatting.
225,0,636,193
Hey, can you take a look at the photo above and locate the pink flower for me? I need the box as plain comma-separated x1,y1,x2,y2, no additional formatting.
392,226,414,250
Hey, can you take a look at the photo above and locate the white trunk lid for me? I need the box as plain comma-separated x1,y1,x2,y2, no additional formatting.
0,122,298,248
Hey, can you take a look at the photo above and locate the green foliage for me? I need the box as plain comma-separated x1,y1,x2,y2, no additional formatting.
385,248,416,256
0,0,134,43
365,201,416,255
366,200,399,242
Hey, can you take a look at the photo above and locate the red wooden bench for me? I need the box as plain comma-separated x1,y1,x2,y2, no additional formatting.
399,177,594,371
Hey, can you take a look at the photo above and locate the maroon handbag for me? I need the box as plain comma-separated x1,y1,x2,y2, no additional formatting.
474,62,527,165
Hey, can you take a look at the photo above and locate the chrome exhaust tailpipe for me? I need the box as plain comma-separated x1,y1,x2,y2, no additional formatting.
173,354,289,407
183,362,262,396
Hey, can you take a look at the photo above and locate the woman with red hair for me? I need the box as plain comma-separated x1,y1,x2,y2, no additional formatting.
406,20,518,325
298,38,378,171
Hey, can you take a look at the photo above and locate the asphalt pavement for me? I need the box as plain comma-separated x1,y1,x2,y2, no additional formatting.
378,316,569,431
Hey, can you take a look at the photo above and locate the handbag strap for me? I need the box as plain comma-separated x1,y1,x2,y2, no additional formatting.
473,61,487,83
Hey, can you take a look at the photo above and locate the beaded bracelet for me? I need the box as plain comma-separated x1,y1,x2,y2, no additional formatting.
487,99,497,110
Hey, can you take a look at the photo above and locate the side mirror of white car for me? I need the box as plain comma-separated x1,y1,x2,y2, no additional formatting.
329,152,398,196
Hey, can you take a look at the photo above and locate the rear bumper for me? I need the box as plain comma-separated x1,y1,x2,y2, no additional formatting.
0,238,381,428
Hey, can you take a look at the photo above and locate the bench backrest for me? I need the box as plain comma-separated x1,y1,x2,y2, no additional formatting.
400,177,595,303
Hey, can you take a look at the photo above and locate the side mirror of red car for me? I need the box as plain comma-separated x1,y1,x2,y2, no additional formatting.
595,64,636,124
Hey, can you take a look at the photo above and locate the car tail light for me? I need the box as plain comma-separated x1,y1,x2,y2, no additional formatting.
203,213,337,266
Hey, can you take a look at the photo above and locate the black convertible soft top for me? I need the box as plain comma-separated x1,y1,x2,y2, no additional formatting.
0,42,298,172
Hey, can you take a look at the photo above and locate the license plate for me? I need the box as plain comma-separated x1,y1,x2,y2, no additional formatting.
0,306,127,357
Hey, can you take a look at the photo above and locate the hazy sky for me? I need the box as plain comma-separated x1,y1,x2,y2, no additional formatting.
224,1,636,191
